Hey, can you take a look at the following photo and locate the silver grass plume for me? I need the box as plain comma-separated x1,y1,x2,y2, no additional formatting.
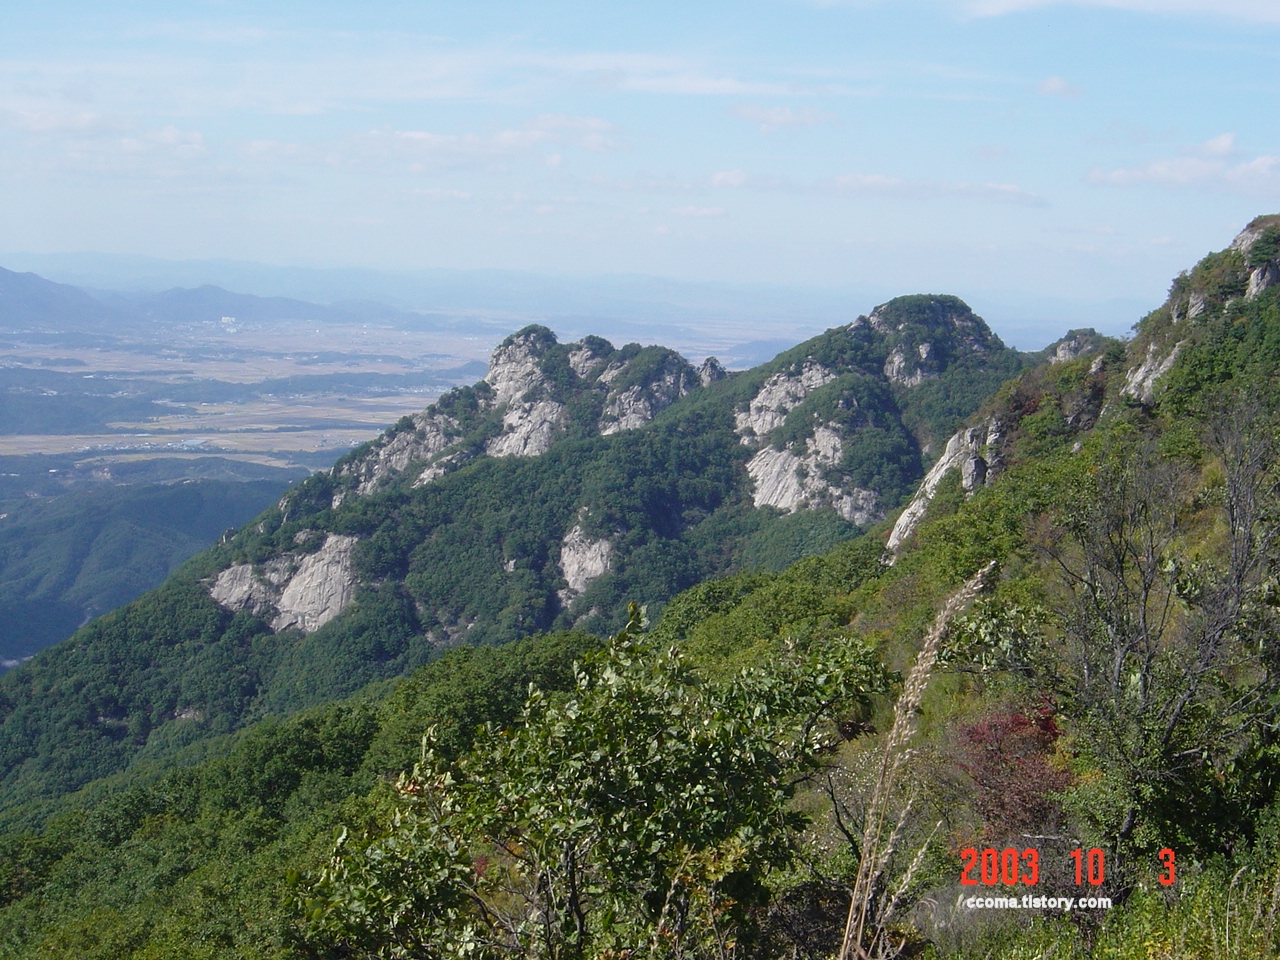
838,561,995,960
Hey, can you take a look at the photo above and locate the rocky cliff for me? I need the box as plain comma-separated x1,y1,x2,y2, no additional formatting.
197,303,1026,667
1121,215,1280,406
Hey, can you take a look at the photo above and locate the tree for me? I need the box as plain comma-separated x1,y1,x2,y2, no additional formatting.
304,604,889,959
1038,410,1280,853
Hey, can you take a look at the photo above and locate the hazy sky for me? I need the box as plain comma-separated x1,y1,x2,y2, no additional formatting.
3,0,1278,324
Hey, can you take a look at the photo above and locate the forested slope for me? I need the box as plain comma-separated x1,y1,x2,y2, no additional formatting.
0,295,1027,819
4,217,1280,957
0,480,290,667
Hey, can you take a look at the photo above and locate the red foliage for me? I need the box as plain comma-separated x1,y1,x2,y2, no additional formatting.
957,708,1072,839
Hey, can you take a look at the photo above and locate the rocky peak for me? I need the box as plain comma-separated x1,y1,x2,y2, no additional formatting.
1229,214,1280,257
1231,214,1280,300
568,335,613,378
863,295,997,351
486,325,559,406
698,356,727,386
1047,329,1105,365
855,294,1001,389
330,327,706,500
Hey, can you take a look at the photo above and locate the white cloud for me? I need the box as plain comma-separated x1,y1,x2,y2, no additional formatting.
1037,76,1081,98
247,114,618,174
117,125,208,160
674,206,727,217
0,109,117,135
352,128,552,170
965,0,1280,24
711,169,750,188
1201,132,1237,157
1088,133,1280,193
830,173,1048,205
733,104,835,132
527,114,622,152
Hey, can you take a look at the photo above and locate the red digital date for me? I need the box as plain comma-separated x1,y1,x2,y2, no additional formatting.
960,847,1039,886
960,847,1177,887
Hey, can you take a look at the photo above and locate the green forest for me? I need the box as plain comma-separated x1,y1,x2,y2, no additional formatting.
2,217,1280,958
0,480,290,665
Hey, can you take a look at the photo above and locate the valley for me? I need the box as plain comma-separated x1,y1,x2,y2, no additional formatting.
1,215,1280,959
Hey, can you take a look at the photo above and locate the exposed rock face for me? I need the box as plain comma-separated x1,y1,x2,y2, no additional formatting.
559,524,613,596
210,561,289,619
272,535,359,633
887,419,1003,554
698,357,727,386
485,329,550,405
1230,217,1278,254
600,386,659,435
735,363,836,444
414,450,473,487
599,366,692,436
568,342,609,379
1122,341,1186,404
883,345,932,387
209,534,359,634
1248,261,1280,299
331,328,706,500
1051,338,1085,364
487,399,568,457
338,412,459,497
747,426,882,526
1230,216,1280,300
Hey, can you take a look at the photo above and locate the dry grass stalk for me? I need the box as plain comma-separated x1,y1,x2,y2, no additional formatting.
837,562,995,960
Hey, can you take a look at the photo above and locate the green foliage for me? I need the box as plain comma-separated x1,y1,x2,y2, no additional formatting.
0,480,287,663
0,580,278,822
305,605,890,959
1248,225,1280,268
0,628,631,959
361,629,604,774
1162,286,1280,412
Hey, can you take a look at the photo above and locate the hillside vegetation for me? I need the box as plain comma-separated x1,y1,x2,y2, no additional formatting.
0,295,1027,819
0,480,290,667
2,218,1280,958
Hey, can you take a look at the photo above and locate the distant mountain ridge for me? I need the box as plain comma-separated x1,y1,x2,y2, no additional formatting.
0,268,446,334
0,294,1028,817
3,218,1280,958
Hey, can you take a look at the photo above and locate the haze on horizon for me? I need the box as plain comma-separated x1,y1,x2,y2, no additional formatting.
3,0,1279,348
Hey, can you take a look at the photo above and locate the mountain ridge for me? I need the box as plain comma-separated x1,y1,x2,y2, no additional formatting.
0,293,1028,819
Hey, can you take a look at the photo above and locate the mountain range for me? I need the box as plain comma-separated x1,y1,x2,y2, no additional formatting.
0,214,1278,959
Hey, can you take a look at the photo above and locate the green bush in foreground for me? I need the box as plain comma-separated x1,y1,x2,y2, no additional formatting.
303,604,890,959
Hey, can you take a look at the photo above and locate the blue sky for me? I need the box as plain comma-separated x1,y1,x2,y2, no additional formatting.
2,0,1278,342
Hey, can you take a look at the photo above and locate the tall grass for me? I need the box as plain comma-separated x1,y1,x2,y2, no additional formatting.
838,562,995,960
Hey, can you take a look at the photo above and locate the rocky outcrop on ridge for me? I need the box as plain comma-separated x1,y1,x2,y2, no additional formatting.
734,295,1021,529
734,361,883,525
1232,214,1280,300
598,355,695,436
206,298,1027,648
735,362,837,445
887,419,1004,554
747,426,881,525
331,327,698,498
1122,340,1186,404
1119,217,1280,407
